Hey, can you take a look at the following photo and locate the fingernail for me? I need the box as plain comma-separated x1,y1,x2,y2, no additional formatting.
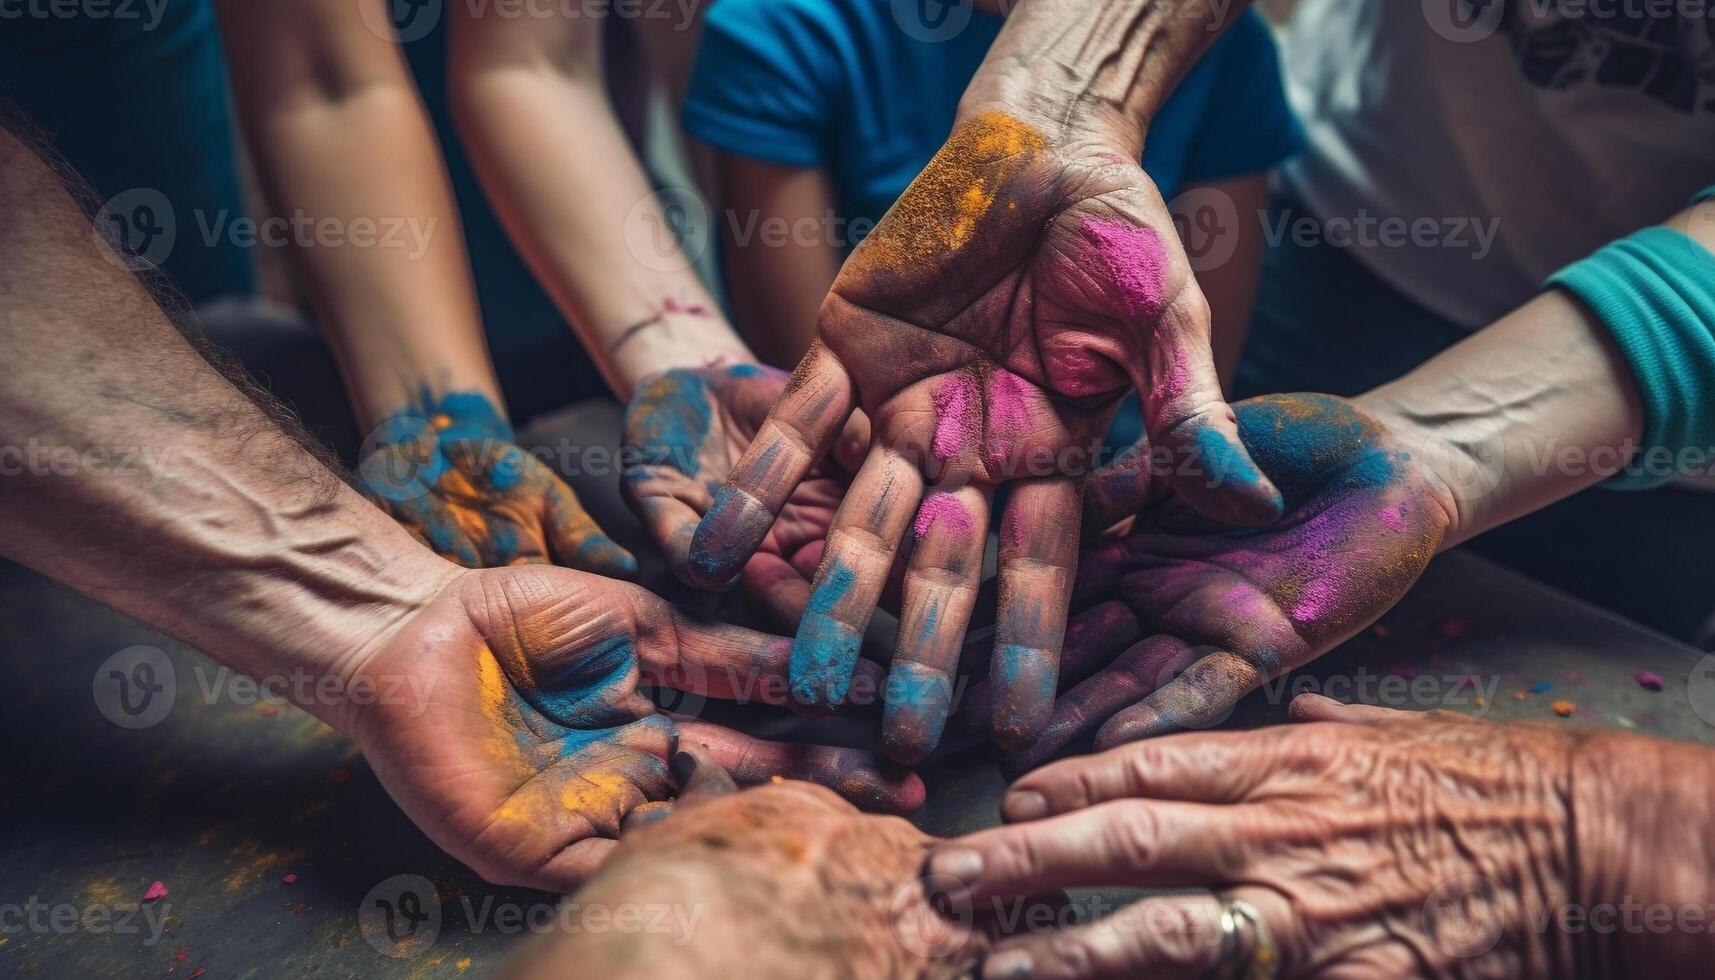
1001,790,1048,823
984,949,1035,979
929,848,984,887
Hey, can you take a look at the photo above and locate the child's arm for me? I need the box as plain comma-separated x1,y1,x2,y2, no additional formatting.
445,4,754,399
713,155,845,367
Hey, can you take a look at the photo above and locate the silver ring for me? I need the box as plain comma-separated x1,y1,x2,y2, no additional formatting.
1206,897,1279,980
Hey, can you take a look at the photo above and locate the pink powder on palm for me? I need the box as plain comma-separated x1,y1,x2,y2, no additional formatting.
1082,217,1167,320
1291,578,1339,622
983,368,1032,470
932,375,980,461
913,493,975,539
1377,505,1406,533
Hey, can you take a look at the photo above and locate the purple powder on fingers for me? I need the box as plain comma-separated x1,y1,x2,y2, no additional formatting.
932,375,980,461
914,493,976,539
1378,505,1406,533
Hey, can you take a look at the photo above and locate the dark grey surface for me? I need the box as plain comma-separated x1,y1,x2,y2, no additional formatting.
3,400,1711,978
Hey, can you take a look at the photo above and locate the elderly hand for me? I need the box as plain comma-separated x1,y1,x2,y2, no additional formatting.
345,564,922,892
622,363,868,626
359,391,635,575
1005,393,1453,769
686,109,1281,765
931,695,1715,979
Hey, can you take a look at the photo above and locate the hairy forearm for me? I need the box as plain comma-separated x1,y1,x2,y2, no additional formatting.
1356,200,1715,547
215,0,503,426
961,0,1252,152
0,128,454,730
448,19,752,398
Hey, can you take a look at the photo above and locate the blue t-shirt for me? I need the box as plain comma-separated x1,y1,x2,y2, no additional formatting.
683,1,1302,233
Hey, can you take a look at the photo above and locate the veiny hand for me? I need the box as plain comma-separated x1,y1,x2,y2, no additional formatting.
934,695,1702,979
687,109,1282,763
622,363,868,626
513,748,1061,980
359,390,635,576
344,564,923,891
1005,393,1454,770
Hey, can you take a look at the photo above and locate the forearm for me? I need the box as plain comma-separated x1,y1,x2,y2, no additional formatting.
961,0,1253,152
215,0,503,426
448,16,751,398
0,128,454,731
1356,199,1715,548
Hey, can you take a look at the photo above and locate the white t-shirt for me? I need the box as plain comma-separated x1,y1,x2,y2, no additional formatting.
1278,0,1715,329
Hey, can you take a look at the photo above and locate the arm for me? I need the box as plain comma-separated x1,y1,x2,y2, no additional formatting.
445,4,752,399
1178,173,1269,389
713,154,844,367
212,0,502,426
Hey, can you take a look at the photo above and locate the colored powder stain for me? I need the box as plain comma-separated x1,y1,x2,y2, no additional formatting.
631,373,714,475
1290,578,1339,623
913,493,975,540
791,618,860,705
662,297,711,316
560,769,636,813
174,947,189,963
1635,671,1664,691
996,644,1057,704
1193,425,1261,490
1378,505,1406,533
1529,681,1552,695
726,363,765,378
143,881,168,902
983,368,1032,466
690,488,768,583
919,600,941,645
1551,700,1576,718
538,633,636,729
931,374,980,461
1081,217,1167,320
282,873,297,885
1152,347,1191,403
806,559,856,616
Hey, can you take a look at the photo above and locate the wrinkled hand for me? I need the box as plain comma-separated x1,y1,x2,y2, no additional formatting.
359,391,634,575
932,696,1705,979
513,748,1060,980
345,564,922,892
621,364,868,626
688,109,1282,763
1006,393,1453,769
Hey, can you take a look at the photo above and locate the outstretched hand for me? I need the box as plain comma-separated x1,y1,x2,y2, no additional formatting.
687,109,1281,764
359,391,635,576
1007,393,1453,771
346,564,922,891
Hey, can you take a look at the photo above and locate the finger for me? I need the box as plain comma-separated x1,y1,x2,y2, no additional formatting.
791,444,923,709
1140,313,1282,526
678,720,927,814
832,406,872,473
620,369,718,581
670,745,739,804
1287,691,1413,725
554,730,675,839
1081,438,1157,535
991,477,1081,751
1093,650,1264,748
980,893,1232,980
1002,635,1197,776
688,342,855,589
738,550,814,628
652,611,796,706
1004,725,1282,822
620,801,675,833
529,837,620,892
545,478,637,578
883,484,991,763
927,799,1255,903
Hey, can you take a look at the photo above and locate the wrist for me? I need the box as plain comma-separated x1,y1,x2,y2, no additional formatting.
1349,390,1488,549
1566,731,1715,978
613,309,757,396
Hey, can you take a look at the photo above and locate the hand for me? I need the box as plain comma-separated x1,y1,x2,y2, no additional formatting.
933,696,1707,979
344,564,923,891
688,109,1282,762
514,748,1060,979
1007,393,1454,769
622,363,868,625
359,390,635,576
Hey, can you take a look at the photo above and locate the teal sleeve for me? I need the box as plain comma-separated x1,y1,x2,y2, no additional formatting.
1545,226,1715,490
1698,185,1715,204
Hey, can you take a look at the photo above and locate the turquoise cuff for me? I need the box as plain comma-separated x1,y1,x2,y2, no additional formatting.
1697,184,1715,205
1545,226,1715,490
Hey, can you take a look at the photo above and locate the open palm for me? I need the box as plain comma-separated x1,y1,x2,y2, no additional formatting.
690,109,1281,763
1009,393,1456,772
346,565,922,891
